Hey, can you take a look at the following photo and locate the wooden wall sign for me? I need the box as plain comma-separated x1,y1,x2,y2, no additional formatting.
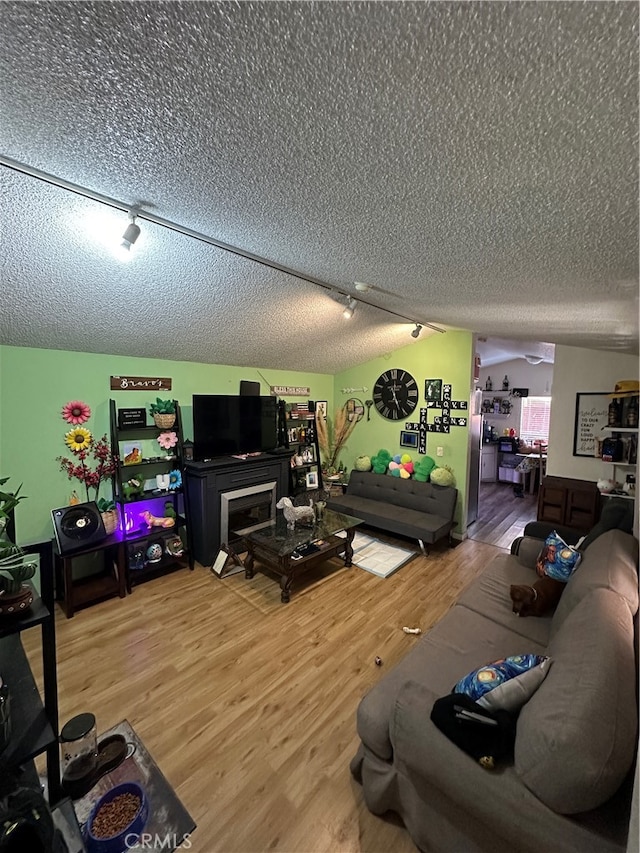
270,385,310,396
110,376,172,391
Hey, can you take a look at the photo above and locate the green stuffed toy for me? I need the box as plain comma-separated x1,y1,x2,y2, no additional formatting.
354,455,372,472
371,449,392,475
413,456,436,482
430,465,456,487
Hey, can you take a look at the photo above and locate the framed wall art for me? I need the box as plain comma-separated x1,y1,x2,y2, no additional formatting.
425,379,443,402
400,430,419,449
316,401,327,420
573,392,610,457
306,471,318,489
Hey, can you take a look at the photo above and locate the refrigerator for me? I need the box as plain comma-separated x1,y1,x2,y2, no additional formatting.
467,391,483,525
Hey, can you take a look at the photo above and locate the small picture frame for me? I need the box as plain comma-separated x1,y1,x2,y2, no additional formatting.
400,430,419,449
122,442,143,465
211,549,229,576
425,379,443,402
316,401,327,420
288,427,299,443
306,471,318,489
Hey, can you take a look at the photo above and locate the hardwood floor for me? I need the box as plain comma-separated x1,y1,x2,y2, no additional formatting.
466,481,538,548
24,534,508,853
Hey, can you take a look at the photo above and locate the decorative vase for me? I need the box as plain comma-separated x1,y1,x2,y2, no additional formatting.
101,510,119,536
0,585,34,617
153,414,175,429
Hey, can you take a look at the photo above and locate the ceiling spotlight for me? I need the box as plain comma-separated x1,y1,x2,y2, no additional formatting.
343,296,357,319
411,324,423,339
354,281,373,293
524,354,544,365
121,212,140,250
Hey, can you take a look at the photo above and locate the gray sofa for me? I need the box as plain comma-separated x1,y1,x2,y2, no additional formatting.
350,528,639,852
325,471,457,553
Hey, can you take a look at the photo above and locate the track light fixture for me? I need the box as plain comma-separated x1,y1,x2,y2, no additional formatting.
411,324,423,339
343,296,357,319
121,212,140,250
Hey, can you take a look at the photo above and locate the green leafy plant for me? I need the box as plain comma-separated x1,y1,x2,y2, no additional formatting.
0,477,36,594
149,398,176,415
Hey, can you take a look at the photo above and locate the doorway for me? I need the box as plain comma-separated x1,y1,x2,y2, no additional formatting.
467,481,538,548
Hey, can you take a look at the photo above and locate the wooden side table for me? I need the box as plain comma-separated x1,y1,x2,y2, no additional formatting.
54,535,127,618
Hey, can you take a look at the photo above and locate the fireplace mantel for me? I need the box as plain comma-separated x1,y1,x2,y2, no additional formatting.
185,452,292,566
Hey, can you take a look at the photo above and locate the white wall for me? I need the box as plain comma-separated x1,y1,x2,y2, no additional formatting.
547,345,638,480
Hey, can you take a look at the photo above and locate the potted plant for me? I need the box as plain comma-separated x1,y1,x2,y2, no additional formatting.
0,477,37,616
149,398,176,429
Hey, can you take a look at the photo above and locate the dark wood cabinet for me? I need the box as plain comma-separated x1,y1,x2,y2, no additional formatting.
0,540,61,803
537,476,601,532
285,402,323,495
109,400,194,588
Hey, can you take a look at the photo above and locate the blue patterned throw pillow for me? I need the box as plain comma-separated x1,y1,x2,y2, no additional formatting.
453,654,552,712
536,531,582,581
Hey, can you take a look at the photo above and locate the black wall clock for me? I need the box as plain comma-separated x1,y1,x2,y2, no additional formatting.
373,369,419,420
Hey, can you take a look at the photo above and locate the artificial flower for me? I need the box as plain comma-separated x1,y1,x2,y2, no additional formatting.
65,427,92,452
157,431,178,451
57,400,116,503
61,400,91,425
168,469,182,490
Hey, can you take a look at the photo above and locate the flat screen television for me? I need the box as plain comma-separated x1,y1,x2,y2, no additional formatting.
192,395,278,460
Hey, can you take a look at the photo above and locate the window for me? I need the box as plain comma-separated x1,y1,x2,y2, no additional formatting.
520,396,551,444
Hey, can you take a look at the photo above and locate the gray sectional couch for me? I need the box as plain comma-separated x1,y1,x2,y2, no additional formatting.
325,471,457,553
350,528,639,852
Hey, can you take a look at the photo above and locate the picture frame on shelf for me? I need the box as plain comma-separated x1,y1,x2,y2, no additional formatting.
306,471,318,489
122,442,143,465
400,430,419,449
287,427,299,443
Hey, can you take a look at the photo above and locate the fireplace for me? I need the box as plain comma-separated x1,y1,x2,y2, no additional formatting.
220,481,277,550
184,454,291,566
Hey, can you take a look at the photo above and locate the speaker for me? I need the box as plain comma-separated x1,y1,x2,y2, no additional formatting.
51,502,108,556
239,380,260,396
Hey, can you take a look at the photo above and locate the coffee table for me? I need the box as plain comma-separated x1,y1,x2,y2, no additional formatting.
73,719,195,851
238,508,362,602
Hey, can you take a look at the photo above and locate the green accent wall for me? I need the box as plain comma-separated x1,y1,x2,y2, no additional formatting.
0,331,473,552
0,345,334,544
332,330,474,534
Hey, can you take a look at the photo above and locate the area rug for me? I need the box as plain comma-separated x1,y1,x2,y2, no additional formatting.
341,531,417,578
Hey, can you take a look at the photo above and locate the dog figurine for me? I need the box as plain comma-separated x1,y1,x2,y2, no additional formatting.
510,576,565,617
276,497,315,528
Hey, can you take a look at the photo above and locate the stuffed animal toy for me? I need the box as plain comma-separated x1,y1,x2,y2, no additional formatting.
354,455,372,472
430,465,455,487
413,456,436,482
389,454,414,478
371,449,392,474
510,577,565,617
122,476,145,499
276,497,315,528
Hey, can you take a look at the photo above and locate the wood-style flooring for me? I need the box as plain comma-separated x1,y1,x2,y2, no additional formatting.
466,481,538,549
24,532,511,853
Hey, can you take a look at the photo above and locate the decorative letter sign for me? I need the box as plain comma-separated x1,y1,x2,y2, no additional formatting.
110,376,172,391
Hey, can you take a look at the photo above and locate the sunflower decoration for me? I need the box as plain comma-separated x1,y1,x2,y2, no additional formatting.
57,401,116,504
64,427,92,453
61,400,91,425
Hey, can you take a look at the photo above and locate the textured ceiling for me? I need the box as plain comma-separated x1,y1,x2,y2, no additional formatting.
0,1,637,373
